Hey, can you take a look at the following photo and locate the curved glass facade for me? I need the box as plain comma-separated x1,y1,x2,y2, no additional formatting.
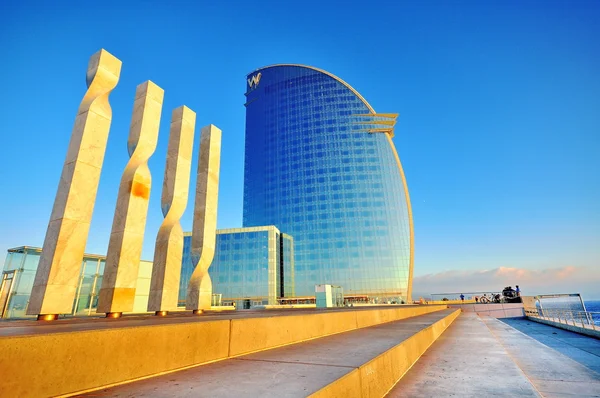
243,65,413,302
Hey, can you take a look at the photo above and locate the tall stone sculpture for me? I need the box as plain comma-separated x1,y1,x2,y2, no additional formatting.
97,81,164,317
186,125,222,314
148,106,196,315
27,49,121,320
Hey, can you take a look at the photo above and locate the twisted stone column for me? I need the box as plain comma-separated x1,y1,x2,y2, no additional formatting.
148,106,196,314
97,81,164,317
27,49,121,319
186,125,222,313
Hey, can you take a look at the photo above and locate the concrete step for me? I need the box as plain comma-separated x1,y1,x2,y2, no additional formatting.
80,308,460,397
0,305,450,397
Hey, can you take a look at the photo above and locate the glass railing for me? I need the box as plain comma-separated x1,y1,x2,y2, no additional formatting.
531,308,600,330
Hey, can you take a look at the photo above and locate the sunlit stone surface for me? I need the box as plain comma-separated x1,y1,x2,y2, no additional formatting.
97,81,164,314
27,49,122,316
148,106,196,312
186,125,222,312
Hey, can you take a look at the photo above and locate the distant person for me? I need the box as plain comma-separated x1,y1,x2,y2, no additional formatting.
516,285,521,296
460,294,465,302
475,296,479,303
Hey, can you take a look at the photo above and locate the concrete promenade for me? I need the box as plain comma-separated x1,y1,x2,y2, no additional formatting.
502,318,600,374
502,318,600,386
390,313,600,397
389,313,540,397
3,308,599,397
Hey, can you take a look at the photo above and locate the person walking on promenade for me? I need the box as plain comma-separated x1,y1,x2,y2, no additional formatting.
460,293,465,302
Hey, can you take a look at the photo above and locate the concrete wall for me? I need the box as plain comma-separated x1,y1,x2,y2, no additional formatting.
427,299,477,305
448,303,524,318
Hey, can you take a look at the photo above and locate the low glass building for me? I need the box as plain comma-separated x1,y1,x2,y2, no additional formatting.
0,246,152,319
2,227,295,318
179,226,295,309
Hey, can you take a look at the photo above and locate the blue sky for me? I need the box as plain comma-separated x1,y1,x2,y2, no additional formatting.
0,1,598,297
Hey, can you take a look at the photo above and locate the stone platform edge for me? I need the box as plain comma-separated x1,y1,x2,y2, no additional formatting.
310,308,461,398
0,305,448,398
527,316,600,339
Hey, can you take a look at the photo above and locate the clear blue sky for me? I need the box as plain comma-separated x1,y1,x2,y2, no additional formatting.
0,1,598,295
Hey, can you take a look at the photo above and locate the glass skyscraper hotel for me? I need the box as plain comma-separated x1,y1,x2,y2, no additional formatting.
243,65,414,302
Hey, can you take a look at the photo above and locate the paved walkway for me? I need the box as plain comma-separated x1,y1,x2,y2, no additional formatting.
501,318,600,374
390,313,600,398
486,317,600,397
388,313,540,397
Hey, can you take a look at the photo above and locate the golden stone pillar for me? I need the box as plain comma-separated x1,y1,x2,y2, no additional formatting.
186,125,222,313
147,106,196,315
27,49,121,320
97,81,164,317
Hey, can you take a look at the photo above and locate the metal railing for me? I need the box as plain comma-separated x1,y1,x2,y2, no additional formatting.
529,308,600,331
429,291,522,304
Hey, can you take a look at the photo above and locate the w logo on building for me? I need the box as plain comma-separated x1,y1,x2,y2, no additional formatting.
247,73,262,88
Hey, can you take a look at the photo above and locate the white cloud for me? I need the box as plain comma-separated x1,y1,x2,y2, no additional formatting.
412,266,600,300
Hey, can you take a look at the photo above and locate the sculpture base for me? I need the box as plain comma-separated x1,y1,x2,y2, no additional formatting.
37,314,58,321
106,312,122,319
155,311,168,317
192,309,203,315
